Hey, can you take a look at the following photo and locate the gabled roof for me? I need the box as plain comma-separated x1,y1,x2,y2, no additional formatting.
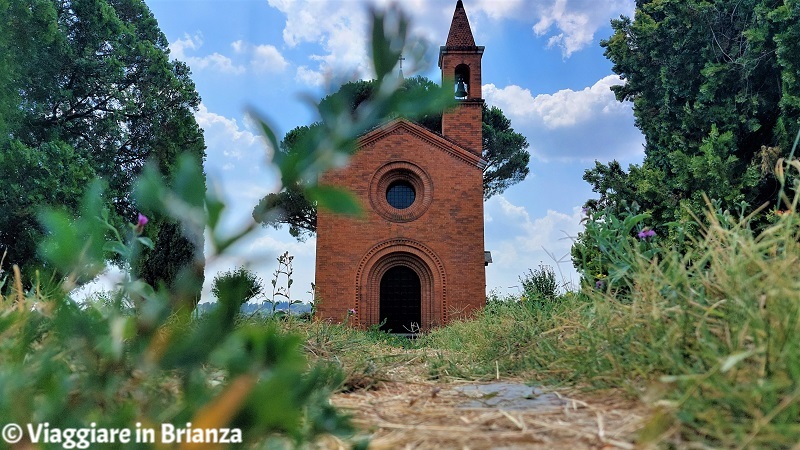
445,0,476,47
357,118,486,169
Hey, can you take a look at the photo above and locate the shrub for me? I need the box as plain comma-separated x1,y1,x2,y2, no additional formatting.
519,264,558,303
211,266,264,304
570,202,664,291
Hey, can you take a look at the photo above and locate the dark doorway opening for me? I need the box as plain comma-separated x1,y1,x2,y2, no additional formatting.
379,265,421,333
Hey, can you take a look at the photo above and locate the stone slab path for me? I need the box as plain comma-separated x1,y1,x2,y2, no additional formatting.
325,378,648,449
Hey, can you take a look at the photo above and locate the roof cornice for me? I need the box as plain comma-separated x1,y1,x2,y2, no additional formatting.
357,118,487,169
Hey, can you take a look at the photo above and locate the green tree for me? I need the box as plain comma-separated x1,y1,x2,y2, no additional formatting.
0,0,206,294
573,0,800,282
253,76,530,239
597,0,797,222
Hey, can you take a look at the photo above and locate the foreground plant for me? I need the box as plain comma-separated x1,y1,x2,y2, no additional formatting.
0,4,448,448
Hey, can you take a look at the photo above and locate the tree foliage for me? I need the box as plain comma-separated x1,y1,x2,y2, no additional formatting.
253,76,530,239
482,104,531,199
0,0,206,292
596,0,798,221
573,0,800,283
1,140,98,276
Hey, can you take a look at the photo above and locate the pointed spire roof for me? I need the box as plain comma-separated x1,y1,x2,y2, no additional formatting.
445,0,476,47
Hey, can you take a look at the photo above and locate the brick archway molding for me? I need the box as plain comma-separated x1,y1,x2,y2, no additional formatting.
355,239,447,331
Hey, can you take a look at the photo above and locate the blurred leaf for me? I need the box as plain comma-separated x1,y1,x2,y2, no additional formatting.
133,163,168,214
172,154,206,209
720,349,758,373
307,186,363,217
370,6,403,81
37,180,108,283
206,188,225,232
184,374,256,450
211,222,257,256
104,241,130,259
622,213,651,232
137,237,155,250
134,155,206,234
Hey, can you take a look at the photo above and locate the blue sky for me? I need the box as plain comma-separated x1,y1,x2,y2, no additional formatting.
142,0,645,302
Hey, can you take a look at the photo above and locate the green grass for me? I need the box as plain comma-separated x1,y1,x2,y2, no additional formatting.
7,203,797,448
295,207,800,448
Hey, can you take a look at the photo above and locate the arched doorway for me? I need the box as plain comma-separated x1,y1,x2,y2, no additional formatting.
379,265,421,333
356,239,447,331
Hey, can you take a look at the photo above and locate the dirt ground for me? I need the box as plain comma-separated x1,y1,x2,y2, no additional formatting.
319,354,649,449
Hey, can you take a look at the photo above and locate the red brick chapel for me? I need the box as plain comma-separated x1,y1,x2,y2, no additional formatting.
315,0,488,333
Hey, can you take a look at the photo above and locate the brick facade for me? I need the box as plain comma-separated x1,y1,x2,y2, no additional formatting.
314,1,486,332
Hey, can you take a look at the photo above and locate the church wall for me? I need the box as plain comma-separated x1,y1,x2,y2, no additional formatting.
314,126,486,330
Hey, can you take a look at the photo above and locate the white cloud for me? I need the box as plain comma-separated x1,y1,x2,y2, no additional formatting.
232,40,290,74
472,0,525,20
483,76,643,162
296,66,325,86
533,0,592,57
170,35,289,75
266,0,454,86
485,75,628,129
532,0,634,57
442,0,630,58
250,234,316,258
252,44,290,73
194,104,280,201
193,105,280,235
267,0,372,85
265,0,634,86
195,104,260,163
485,197,584,293
170,33,246,74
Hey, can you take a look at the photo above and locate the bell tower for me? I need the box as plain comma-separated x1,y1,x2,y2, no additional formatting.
439,0,484,157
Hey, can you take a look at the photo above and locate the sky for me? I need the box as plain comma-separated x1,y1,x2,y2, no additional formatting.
139,0,646,303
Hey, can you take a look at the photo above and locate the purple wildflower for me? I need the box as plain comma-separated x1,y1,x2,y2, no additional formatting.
595,280,604,289
347,308,356,316
637,228,656,239
135,213,149,233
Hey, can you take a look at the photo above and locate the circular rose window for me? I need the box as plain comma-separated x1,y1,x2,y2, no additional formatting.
370,161,432,222
386,180,416,209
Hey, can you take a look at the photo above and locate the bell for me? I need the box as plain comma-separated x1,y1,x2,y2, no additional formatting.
454,79,468,99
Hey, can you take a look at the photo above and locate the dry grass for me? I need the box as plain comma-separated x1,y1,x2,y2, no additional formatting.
329,379,646,449
313,349,648,449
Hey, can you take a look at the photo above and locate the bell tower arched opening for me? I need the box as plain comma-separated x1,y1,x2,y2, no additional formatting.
454,64,470,99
